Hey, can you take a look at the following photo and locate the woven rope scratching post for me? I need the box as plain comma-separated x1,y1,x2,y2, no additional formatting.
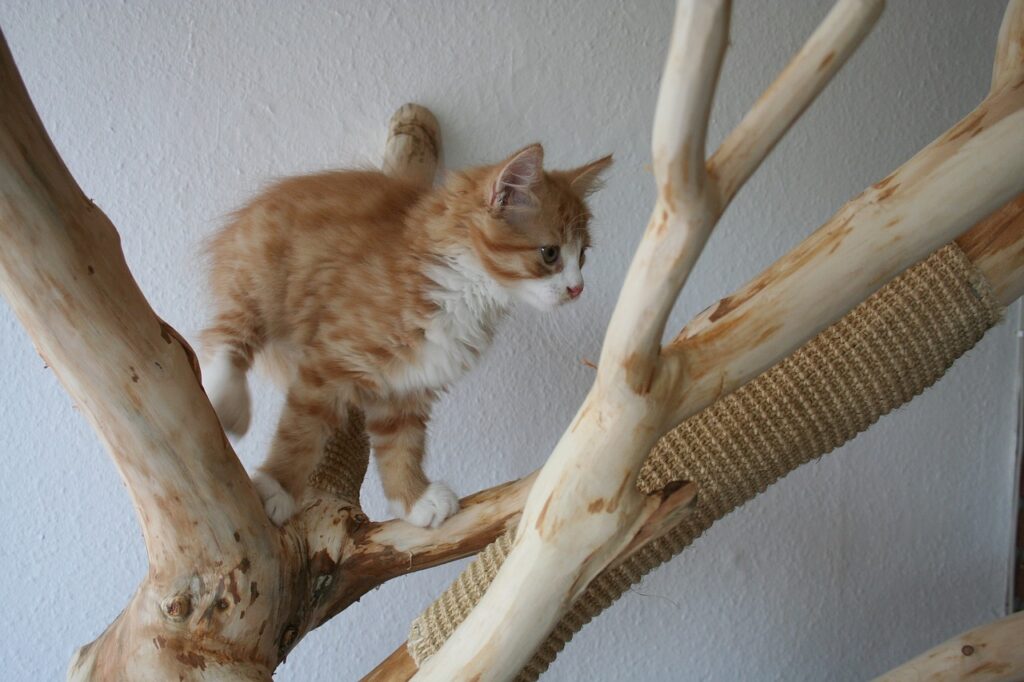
406,243,1002,680
308,407,370,504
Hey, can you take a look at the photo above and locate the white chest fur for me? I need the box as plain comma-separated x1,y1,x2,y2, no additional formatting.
387,252,509,395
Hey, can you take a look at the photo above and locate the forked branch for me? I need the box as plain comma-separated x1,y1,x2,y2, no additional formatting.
411,1,893,679
403,0,1024,679
599,0,729,393
0,30,272,577
664,1,1024,427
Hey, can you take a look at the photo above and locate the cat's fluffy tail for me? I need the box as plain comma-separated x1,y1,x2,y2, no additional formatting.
202,349,252,437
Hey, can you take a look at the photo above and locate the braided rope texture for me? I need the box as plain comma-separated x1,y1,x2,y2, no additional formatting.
408,244,1003,679
308,407,370,504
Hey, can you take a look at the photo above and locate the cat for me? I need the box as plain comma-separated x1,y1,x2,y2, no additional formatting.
200,143,611,527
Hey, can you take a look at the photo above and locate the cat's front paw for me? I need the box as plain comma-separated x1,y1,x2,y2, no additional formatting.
400,482,460,529
252,472,297,526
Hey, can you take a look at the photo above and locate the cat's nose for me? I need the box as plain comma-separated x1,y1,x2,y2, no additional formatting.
567,284,584,299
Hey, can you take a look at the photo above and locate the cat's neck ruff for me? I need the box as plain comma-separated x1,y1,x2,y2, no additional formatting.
423,245,511,350
385,246,509,395
427,245,512,311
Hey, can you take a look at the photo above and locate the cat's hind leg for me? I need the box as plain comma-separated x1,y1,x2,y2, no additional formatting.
199,309,263,437
365,394,459,528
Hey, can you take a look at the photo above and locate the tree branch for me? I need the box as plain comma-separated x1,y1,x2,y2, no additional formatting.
664,66,1024,427
408,1,888,677
874,611,1024,681
350,473,535,580
708,0,884,208
363,185,1024,680
396,2,1024,678
0,28,272,575
992,0,1024,93
956,192,1024,305
599,0,729,393
0,27,301,680
2,0,1017,676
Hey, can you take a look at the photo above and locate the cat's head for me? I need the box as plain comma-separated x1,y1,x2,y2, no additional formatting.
466,144,612,310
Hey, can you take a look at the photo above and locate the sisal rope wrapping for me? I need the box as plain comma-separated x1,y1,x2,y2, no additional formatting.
308,407,370,505
407,243,1003,679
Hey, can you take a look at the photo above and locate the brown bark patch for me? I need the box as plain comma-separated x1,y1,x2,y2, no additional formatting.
622,352,653,396
661,180,677,214
536,494,553,531
606,471,632,513
967,661,1011,676
876,183,900,202
956,192,1024,260
175,650,207,671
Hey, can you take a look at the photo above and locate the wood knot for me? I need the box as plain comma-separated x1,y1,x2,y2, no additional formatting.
278,624,299,661
161,594,192,621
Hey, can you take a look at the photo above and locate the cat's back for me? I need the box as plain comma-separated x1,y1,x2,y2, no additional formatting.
207,168,432,348
217,169,421,250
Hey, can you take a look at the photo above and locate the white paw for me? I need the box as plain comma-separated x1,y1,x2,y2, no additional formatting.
202,350,251,436
253,472,296,526
397,482,460,529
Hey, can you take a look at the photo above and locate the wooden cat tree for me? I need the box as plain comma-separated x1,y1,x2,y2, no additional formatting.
1,0,1023,679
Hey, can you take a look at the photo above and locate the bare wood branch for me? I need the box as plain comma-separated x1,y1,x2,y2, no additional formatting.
364,184,1024,680
956,192,1024,306
599,0,729,393
363,645,419,682
408,2,913,677
873,611,1024,682
0,28,300,681
349,473,535,579
992,0,1024,93
665,76,1024,427
708,0,884,207
0,29,273,573
399,2,1024,678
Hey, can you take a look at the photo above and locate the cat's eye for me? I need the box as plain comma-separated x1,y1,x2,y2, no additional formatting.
580,246,588,267
540,245,560,265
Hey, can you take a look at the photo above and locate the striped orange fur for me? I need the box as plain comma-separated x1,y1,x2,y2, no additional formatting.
200,144,611,527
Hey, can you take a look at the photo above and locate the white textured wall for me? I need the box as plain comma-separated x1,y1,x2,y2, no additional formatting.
0,1,1017,680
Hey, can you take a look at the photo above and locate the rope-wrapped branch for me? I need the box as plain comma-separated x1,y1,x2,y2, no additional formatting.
408,242,1002,679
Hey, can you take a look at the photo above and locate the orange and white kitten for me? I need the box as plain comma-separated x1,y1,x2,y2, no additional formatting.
200,143,611,527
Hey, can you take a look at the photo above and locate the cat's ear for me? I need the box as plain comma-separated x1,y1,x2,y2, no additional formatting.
563,154,613,198
489,143,544,215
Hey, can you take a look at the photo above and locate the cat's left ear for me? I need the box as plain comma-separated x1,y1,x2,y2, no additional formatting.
490,143,545,215
563,154,613,198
